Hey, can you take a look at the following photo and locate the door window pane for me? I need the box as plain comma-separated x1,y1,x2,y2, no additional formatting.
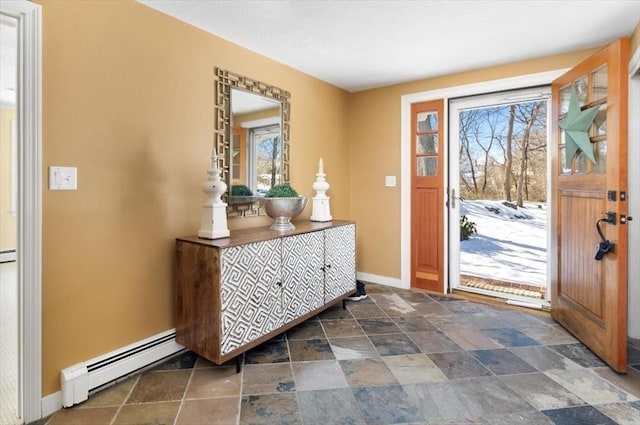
574,77,588,106
592,66,608,102
592,104,607,136
593,141,607,173
417,157,437,176
560,86,572,114
417,134,438,154
559,146,571,174
575,151,588,174
417,112,437,132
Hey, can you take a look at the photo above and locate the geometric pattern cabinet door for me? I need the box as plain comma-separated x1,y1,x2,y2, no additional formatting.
324,224,356,303
220,238,283,355
282,231,325,322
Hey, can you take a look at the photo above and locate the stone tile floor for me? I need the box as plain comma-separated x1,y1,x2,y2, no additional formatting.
35,284,640,424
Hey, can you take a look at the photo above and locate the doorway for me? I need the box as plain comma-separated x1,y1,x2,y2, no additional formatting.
448,87,551,306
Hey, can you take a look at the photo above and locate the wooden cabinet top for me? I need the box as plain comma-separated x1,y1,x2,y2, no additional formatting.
177,220,355,248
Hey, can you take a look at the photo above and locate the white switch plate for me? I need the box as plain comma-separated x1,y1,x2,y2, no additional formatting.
49,166,77,190
385,175,396,187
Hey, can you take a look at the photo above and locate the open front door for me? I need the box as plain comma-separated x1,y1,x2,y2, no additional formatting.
411,100,445,292
551,38,629,372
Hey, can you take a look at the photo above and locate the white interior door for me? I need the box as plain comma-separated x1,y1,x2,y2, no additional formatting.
448,87,551,306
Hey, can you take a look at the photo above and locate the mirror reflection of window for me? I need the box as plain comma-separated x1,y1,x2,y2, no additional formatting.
250,124,281,194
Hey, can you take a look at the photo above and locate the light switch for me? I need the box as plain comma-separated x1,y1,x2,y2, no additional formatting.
49,166,77,190
385,175,396,187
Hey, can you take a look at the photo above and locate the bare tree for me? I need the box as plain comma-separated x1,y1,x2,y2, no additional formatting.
503,104,516,201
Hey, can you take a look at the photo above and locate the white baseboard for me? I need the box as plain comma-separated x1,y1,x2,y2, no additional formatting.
41,391,61,418
357,272,408,289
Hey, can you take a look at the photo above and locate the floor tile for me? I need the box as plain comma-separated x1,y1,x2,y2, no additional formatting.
548,343,607,368
428,295,459,302
408,331,463,353
328,336,380,360
405,376,533,421
46,407,117,425
546,369,639,405
470,348,537,375
518,325,578,345
184,366,241,399
321,318,366,338
461,312,507,330
441,327,502,350
114,402,179,425
77,378,136,408
596,402,640,425
317,303,353,320
243,339,290,364
151,350,198,371
177,398,239,424
297,388,366,425
352,385,422,425
409,301,455,317
427,351,492,380
239,393,300,425
492,310,548,327
500,373,585,410
508,345,582,372
482,327,541,347
369,333,422,356
291,360,349,391
542,405,618,425
286,320,326,340
339,358,399,387
242,363,295,395
383,354,448,385
592,367,640,398
444,301,484,314
126,370,191,404
628,344,640,363
288,338,335,362
392,315,437,332
357,317,402,335
392,290,434,304
347,303,387,318
473,410,554,424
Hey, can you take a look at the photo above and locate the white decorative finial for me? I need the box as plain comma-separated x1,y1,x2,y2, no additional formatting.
198,143,230,239
311,157,332,222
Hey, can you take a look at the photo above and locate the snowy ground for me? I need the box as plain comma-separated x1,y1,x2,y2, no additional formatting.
459,200,547,287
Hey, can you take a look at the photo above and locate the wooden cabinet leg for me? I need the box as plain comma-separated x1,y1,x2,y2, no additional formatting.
236,355,242,373
343,299,346,310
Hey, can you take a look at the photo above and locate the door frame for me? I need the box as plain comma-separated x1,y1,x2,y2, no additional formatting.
0,1,42,422
446,87,552,305
628,45,640,340
400,69,567,291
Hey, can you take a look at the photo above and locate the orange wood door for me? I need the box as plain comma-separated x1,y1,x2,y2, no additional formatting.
411,100,445,292
551,38,629,372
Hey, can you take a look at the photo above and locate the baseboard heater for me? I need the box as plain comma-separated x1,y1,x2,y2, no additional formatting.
60,329,184,407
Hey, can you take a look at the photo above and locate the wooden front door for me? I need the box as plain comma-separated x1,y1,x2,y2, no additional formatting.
411,100,445,292
551,38,629,372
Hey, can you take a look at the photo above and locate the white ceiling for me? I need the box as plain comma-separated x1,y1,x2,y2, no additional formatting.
138,0,639,92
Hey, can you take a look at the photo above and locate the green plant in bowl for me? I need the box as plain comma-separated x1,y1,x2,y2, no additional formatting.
261,184,307,231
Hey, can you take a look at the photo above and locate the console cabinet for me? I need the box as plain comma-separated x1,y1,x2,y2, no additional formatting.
175,221,355,364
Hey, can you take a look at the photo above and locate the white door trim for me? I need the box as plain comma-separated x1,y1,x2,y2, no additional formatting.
447,87,552,302
400,69,567,291
0,1,42,422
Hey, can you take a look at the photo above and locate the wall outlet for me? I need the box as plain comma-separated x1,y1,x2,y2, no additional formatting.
385,175,397,187
49,166,77,190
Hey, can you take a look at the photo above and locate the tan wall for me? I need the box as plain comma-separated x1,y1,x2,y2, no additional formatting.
0,108,17,250
348,48,602,280
38,0,349,396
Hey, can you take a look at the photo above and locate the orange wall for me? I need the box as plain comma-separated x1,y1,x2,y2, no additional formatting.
348,48,602,280
38,0,349,395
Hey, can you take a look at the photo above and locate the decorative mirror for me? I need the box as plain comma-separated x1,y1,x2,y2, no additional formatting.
214,68,290,217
